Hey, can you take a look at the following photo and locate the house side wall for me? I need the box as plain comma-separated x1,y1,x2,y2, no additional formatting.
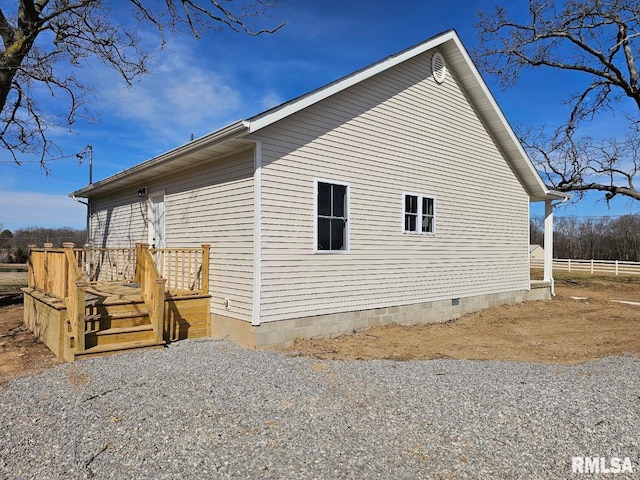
251,49,530,324
90,148,255,322
91,191,148,248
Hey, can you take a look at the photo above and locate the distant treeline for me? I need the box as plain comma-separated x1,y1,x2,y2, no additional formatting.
2,217,639,263
531,214,640,262
0,227,87,263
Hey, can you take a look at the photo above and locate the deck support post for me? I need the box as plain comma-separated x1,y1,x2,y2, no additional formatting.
27,244,36,288
201,244,210,295
62,243,75,298
135,243,149,284
75,281,88,352
154,279,166,343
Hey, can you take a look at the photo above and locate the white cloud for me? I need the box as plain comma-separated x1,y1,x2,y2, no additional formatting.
260,91,284,110
0,190,86,231
92,40,243,146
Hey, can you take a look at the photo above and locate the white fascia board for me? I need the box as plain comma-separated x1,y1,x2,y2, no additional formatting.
245,31,459,133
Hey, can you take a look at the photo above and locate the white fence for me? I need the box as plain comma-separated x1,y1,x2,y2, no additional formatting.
530,258,640,276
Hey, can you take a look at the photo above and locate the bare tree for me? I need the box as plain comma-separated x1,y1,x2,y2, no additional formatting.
475,0,640,203
0,0,284,169
535,214,640,260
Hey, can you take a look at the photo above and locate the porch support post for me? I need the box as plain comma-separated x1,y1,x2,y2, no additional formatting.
544,199,555,295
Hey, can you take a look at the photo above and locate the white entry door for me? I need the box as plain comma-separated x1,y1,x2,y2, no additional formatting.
148,192,165,249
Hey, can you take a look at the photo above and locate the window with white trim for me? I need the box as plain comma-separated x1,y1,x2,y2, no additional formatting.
316,180,348,251
404,194,435,234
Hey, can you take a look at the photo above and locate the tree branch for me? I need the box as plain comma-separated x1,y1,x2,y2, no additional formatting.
475,0,640,204
0,0,284,167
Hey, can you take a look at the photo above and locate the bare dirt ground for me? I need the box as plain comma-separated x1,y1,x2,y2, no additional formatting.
1,270,638,384
0,270,63,384
288,271,640,364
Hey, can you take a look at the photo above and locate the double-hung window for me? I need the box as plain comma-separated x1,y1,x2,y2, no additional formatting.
404,193,435,234
316,180,349,251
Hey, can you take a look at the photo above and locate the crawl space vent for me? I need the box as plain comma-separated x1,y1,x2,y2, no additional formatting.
432,52,446,84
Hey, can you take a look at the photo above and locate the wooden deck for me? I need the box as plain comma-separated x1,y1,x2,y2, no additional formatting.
23,244,211,362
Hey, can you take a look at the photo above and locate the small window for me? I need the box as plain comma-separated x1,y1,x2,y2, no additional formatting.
403,193,435,234
317,181,349,251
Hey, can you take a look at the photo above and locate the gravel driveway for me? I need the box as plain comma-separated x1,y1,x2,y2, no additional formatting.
1,339,638,479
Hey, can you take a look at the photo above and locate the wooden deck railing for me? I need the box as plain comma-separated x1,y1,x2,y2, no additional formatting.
29,243,210,296
151,245,210,296
27,243,88,353
28,244,70,298
74,248,137,284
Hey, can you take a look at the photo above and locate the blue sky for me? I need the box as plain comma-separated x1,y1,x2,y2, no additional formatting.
1,0,638,232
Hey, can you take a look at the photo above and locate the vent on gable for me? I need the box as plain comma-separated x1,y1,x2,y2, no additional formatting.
432,52,446,84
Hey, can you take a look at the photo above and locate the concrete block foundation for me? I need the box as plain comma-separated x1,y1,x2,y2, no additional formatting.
211,283,552,350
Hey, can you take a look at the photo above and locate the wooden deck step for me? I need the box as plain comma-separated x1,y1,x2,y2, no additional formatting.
86,294,145,309
91,296,145,305
85,311,151,331
73,339,165,360
85,324,156,348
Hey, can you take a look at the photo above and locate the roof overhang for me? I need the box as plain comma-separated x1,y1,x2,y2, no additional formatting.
71,30,558,203
434,34,554,203
536,189,572,202
243,30,558,202
70,121,250,198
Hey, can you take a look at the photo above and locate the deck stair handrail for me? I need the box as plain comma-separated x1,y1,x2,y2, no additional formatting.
63,243,88,353
136,243,165,343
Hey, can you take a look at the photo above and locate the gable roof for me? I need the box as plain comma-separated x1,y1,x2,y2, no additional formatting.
70,30,562,202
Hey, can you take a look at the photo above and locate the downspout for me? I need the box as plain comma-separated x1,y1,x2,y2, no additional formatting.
72,196,91,246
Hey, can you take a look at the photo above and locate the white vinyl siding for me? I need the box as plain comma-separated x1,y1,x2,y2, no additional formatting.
251,49,530,323
90,148,255,322
90,193,148,248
